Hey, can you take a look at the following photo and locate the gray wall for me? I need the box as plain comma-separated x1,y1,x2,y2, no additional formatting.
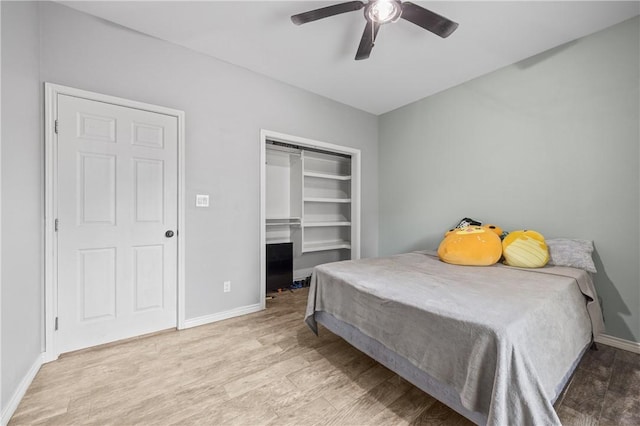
1,1,43,410
379,17,640,342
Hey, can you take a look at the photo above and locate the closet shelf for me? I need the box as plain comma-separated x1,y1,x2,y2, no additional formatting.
304,197,351,203
266,217,301,227
303,171,351,181
302,240,352,253
304,221,351,228
266,141,358,261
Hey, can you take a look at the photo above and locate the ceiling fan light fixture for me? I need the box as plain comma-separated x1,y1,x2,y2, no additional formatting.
366,0,402,24
290,0,459,60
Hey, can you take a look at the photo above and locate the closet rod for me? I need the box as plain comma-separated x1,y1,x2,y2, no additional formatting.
267,140,351,159
266,143,301,155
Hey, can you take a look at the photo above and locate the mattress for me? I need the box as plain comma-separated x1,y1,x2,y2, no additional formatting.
304,251,605,425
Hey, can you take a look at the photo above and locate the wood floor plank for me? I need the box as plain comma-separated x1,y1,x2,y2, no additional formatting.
269,396,337,426
557,405,600,426
324,375,413,425
369,385,438,425
411,400,475,425
223,355,309,398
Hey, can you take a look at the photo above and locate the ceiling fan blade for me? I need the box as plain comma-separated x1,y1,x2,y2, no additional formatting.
355,21,380,60
291,1,365,25
400,2,458,38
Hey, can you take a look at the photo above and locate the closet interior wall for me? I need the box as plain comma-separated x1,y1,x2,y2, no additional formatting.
265,139,356,281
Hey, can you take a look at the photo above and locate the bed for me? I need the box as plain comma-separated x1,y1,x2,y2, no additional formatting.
304,250,605,426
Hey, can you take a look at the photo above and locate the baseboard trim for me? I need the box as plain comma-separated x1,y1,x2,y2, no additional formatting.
1,353,44,426
183,303,263,329
595,333,640,354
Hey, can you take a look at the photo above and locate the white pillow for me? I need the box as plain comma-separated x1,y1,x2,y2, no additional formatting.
546,239,597,273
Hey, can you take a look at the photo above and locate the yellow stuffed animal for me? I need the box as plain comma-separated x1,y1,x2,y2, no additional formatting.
438,225,503,266
502,230,549,268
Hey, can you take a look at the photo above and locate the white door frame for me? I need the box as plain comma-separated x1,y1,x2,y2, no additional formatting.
44,83,186,362
259,129,361,309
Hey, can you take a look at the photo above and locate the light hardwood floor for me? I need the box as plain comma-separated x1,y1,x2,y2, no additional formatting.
10,288,640,425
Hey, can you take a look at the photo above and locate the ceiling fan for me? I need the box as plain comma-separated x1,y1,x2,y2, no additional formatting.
291,0,459,60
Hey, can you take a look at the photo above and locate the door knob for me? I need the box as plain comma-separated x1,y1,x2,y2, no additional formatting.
165,230,175,238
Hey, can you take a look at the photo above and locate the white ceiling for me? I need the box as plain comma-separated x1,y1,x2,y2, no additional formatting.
60,1,639,115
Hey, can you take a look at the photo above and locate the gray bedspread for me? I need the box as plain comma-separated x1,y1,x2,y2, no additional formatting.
304,251,605,426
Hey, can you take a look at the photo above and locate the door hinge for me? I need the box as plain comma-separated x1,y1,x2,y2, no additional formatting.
55,317,59,331
54,120,59,134
54,218,59,232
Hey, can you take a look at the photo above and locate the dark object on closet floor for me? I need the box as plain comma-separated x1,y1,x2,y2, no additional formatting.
266,243,293,293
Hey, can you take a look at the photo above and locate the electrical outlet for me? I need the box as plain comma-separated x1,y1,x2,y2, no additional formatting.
223,281,231,293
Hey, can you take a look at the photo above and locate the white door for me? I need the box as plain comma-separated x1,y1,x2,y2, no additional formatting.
56,94,178,354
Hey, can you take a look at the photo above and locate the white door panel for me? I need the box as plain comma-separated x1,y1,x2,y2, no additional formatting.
57,94,178,354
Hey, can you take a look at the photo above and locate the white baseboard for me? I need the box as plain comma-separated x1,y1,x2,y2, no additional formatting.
1,353,44,426
595,333,640,354
182,303,263,329
294,267,313,281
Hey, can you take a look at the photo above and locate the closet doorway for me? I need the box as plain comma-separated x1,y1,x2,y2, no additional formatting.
259,130,361,306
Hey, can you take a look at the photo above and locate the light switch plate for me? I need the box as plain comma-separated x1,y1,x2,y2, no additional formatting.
195,194,209,207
